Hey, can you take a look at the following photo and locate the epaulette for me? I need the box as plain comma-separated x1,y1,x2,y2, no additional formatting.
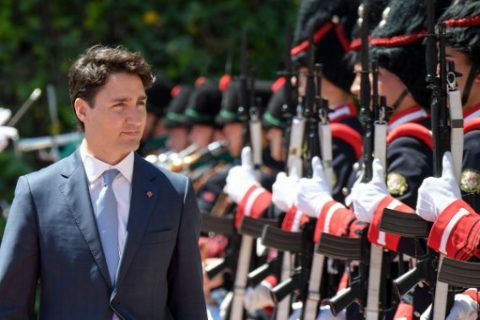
386,122,433,150
330,123,363,160
464,117,480,134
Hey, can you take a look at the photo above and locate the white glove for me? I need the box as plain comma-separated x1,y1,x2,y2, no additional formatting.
224,146,259,204
420,293,478,320
272,172,299,212
351,158,388,222
0,108,12,126
0,126,18,152
416,152,461,222
296,156,332,218
316,305,346,320
447,293,479,320
243,281,275,313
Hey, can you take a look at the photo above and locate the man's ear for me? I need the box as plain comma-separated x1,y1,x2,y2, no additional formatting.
74,98,89,123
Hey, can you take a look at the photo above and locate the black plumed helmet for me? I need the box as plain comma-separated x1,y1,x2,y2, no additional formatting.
184,78,223,127
164,85,193,129
440,1,480,67
292,0,360,92
262,78,288,129
215,79,274,125
348,0,389,64
369,0,452,109
146,76,173,117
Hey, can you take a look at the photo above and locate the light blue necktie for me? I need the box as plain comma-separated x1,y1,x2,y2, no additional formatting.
97,169,120,286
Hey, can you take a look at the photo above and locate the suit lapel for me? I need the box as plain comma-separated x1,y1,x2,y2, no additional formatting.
115,154,161,286
58,151,113,288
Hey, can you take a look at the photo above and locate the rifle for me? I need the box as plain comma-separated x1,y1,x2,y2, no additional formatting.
379,2,460,319
320,4,375,314
303,63,332,320
365,61,395,320
261,29,320,319
229,29,256,320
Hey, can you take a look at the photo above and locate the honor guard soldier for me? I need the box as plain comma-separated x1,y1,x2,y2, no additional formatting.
291,0,363,204
295,0,450,318
414,2,480,318
164,85,193,153
184,77,224,149
440,0,480,213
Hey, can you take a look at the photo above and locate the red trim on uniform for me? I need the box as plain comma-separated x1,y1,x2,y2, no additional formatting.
465,117,480,133
291,22,335,57
281,206,310,231
350,38,361,51
272,77,286,93
338,271,349,291
314,200,355,243
387,123,433,150
171,85,182,98
330,123,363,160
370,30,427,47
235,185,272,229
195,76,207,87
335,24,351,52
250,191,272,219
367,195,414,252
389,105,423,124
464,104,480,120
463,288,480,303
428,199,480,260
281,206,298,231
443,16,480,28
393,303,413,320
264,275,278,287
329,103,359,122
218,74,232,92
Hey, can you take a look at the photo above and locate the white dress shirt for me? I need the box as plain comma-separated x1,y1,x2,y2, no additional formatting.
79,140,134,280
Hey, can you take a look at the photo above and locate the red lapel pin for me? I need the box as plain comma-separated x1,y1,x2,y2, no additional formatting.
146,191,153,198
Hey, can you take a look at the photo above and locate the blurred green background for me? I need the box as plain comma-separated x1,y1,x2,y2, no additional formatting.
0,0,299,236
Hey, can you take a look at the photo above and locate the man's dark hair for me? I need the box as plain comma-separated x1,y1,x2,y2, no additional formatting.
68,45,154,130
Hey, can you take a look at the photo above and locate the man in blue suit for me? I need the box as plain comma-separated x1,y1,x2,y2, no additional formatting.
0,45,207,320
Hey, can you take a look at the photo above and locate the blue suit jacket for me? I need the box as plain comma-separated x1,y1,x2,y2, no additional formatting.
0,151,207,320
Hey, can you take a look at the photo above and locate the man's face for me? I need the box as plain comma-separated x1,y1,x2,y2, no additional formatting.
445,46,480,110
188,124,214,148
222,122,243,157
75,72,147,164
376,67,410,110
266,127,284,162
166,126,189,152
350,63,362,98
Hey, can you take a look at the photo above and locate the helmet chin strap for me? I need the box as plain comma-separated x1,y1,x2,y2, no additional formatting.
461,62,479,106
391,88,409,111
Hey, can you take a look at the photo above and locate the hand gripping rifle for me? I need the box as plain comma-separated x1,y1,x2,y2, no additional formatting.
259,29,319,319
228,30,257,320
364,61,393,320
246,30,301,293
303,63,333,320
316,5,375,315
379,1,464,318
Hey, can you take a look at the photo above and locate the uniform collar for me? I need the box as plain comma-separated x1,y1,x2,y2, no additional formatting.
388,105,429,131
328,103,357,122
464,104,480,123
79,140,134,183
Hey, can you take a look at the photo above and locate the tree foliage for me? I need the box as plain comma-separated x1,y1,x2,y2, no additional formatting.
0,0,299,232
